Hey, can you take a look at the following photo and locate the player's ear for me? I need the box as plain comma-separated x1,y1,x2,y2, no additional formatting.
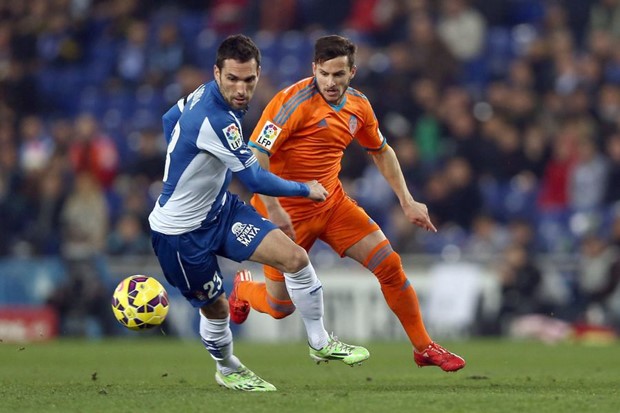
350,65,357,79
213,64,220,80
312,62,316,75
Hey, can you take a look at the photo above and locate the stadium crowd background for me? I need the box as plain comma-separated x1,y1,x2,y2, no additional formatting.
1,0,620,337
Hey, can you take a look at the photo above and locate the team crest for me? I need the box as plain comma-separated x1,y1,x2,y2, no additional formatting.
223,123,243,150
349,115,358,135
255,121,281,150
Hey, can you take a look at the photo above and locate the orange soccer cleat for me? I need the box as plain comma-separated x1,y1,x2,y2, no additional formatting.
229,269,252,324
414,342,466,372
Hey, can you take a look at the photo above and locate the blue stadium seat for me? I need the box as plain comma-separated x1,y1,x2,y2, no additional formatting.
177,12,206,46
194,28,222,68
484,26,514,79
536,208,574,253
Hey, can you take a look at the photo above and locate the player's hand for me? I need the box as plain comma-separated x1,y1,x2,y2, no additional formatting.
402,200,437,232
305,180,328,202
267,204,296,240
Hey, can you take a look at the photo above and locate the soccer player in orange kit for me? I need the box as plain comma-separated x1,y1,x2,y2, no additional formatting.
230,35,465,372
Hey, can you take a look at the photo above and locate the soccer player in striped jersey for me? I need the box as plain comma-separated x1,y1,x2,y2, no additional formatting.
229,35,465,372
149,35,369,392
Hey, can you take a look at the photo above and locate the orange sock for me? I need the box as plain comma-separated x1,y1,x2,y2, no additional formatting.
237,281,295,319
364,240,432,352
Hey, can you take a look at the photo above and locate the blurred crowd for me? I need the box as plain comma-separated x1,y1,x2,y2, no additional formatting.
1,0,620,334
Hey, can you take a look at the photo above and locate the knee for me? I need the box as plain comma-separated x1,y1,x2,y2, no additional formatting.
281,245,309,273
200,294,228,319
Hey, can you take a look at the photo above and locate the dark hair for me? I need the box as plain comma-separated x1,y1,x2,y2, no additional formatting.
314,35,356,67
215,34,261,69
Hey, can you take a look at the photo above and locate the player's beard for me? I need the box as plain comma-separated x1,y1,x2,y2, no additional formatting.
230,94,248,109
321,84,348,105
216,76,250,110
321,80,350,105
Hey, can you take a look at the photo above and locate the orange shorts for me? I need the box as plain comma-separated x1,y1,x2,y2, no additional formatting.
251,194,380,282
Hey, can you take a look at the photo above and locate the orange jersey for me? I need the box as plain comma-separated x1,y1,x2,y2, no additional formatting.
249,77,387,219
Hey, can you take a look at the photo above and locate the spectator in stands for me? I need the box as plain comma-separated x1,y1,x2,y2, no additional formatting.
522,122,551,180
443,156,483,230
575,233,620,326
206,0,250,34
610,211,620,248
463,214,510,261
60,171,108,259
493,124,529,182
589,0,620,40
148,21,188,86
569,134,609,212
1,60,41,117
26,170,66,255
408,78,443,171
297,0,352,32
51,171,113,336
405,12,459,85
116,19,149,87
123,127,165,184
69,113,119,189
604,133,620,204
436,0,486,62
496,242,546,333
423,171,453,230
445,110,484,177
107,212,151,256
17,115,54,174
37,11,85,66
507,217,539,253
537,122,579,212
247,0,298,33
0,135,22,255
118,181,152,232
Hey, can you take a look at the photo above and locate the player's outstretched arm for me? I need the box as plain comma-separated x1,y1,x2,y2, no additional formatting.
236,162,328,202
249,146,296,239
371,145,437,232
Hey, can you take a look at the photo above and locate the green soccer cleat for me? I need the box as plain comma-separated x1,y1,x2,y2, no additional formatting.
309,334,370,366
214,365,277,392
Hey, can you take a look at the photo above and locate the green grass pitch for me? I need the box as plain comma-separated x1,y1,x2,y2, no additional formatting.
1,338,618,413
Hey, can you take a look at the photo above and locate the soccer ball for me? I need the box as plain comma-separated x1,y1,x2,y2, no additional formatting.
111,275,169,331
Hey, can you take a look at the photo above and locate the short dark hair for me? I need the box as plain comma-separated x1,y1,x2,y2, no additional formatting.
313,35,356,67
215,34,261,69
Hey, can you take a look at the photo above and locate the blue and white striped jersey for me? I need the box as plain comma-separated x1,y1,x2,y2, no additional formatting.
149,81,309,236
149,81,257,235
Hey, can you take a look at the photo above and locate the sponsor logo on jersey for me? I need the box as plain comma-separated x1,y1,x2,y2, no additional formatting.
231,222,261,246
348,115,358,135
255,121,281,150
317,118,328,128
223,123,243,150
